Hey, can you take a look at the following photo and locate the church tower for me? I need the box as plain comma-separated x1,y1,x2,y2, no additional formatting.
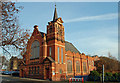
46,5,66,81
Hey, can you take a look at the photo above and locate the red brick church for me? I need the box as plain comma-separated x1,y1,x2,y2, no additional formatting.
19,5,99,81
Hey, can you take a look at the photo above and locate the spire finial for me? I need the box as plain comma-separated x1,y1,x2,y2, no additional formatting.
55,2,56,8
53,3,58,21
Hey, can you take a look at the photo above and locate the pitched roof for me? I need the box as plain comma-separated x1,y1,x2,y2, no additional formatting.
65,41,81,54
43,56,55,63
47,57,55,62
37,31,47,38
39,31,46,37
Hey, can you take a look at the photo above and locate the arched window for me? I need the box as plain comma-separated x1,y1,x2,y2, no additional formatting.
37,66,39,74
29,67,31,74
49,47,52,56
34,66,36,74
59,69,63,74
76,61,80,73
67,60,72,73
92,61,94,66
31,40,40,59
32,67,33,74
58,47,60,63
83,62,87,73
61,48,63,64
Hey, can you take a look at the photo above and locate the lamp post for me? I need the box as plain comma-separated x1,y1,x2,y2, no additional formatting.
102,65,104,83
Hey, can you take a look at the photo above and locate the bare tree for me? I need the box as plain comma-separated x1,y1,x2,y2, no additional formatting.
0,1,30,57
95,56,120,73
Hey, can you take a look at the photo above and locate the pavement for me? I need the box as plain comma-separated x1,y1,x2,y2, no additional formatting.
0,74,52,83
0,74,68,83
0,74,47,81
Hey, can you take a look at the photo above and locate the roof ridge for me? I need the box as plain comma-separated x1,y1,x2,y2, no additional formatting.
39,31,46,34
65,41,71,43
65,41,81,54
70,42,81,54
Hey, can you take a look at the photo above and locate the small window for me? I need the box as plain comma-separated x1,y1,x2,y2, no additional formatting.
24,57,26,61
35,67,36,74
61,48,63,63
58,47,60,63
38,66,39,74
59,69,62,74
29,67,31,74
32,67,33,74
49,47,52,56
49,25,52,33
93,61,94,66
56,24,57,28
50,25,52,28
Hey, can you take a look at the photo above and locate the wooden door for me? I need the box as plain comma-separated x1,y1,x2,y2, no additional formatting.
46,67,49,79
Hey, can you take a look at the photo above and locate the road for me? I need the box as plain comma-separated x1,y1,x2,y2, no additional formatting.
0,75,68,83
1,75,117,83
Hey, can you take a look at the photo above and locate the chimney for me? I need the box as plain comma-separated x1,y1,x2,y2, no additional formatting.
34,25,38,30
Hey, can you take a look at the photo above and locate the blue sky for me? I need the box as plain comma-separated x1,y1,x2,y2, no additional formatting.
15,2,118,58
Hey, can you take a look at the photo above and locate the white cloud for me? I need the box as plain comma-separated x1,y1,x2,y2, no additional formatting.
73,36,118,58
66,26,118,58
64,13,118,23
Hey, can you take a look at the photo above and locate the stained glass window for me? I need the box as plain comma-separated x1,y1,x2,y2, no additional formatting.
31,40,40,59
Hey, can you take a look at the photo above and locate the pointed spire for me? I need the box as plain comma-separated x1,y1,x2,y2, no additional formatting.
53,4,58,21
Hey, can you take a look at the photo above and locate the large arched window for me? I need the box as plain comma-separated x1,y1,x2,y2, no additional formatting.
76,61,80,73
30,40,40,59
67,60,72,73
83,62,87,73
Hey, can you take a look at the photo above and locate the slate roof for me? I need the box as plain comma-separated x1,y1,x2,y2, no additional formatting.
65,41,81,54
39,31,47,38
43,56,55,63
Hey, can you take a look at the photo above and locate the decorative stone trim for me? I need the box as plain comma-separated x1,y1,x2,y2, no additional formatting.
55,72,59,73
